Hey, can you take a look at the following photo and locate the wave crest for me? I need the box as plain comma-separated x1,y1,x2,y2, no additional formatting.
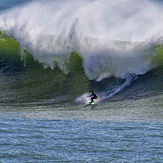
0,0,163,80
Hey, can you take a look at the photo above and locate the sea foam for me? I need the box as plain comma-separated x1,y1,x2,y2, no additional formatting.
0,0,163,80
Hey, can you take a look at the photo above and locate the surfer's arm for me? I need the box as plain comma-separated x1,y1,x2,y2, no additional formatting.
87,94,93,97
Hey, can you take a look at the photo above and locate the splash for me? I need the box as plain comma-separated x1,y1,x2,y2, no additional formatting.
75,75,138,104
0,0,163,80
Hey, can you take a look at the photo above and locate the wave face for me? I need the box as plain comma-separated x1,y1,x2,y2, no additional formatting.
0,0,163,105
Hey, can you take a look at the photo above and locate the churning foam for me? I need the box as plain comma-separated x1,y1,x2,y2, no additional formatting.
0,0,163,80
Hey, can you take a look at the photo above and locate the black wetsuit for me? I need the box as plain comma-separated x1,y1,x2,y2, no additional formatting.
89,91,97,103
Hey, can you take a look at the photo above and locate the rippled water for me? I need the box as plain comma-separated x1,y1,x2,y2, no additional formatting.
0,103,163,162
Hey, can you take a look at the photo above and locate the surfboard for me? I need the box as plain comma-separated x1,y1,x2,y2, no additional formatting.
84,102,95,107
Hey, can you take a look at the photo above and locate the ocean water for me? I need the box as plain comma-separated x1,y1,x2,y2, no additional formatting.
0,0,163,162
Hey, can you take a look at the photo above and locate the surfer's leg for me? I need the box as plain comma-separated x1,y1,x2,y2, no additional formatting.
91,97,94,103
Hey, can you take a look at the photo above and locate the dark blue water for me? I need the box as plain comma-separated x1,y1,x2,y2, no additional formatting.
0,104,163,162
0,0,28,11
0,114,163,162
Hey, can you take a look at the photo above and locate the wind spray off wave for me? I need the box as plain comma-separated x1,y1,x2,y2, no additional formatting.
0,0,163,80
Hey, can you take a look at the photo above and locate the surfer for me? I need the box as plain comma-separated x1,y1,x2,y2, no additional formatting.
87,90,97,104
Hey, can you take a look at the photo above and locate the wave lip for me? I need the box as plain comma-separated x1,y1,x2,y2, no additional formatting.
0,0,163,81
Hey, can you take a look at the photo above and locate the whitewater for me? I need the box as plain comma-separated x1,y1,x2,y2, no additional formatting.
0,0,163,82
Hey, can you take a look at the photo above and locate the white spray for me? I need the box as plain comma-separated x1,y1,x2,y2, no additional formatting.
0,0,163,80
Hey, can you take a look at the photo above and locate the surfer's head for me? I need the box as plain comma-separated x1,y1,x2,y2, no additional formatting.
88,90,93,92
